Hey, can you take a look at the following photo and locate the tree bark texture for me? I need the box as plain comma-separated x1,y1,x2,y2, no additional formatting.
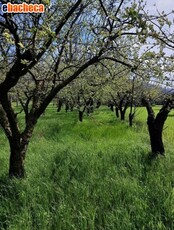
142,98,172,155
9,141,27,178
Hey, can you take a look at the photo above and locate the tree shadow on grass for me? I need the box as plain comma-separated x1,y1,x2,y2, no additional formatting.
140,151,166,185
167,114,174,117
145,151,165,164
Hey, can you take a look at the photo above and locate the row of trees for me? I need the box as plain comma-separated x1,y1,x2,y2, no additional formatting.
0,0,174,177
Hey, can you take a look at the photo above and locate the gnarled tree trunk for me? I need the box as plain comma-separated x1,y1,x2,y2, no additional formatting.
142,98,172,155
9,141,27,178
120,109,125,120
118,95,129,121
0,97,37,178
147,121,164,154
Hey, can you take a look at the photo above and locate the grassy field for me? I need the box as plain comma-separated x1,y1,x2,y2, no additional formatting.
0,105,174,230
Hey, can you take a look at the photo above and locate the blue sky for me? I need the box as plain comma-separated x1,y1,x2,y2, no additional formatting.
145,0,174,13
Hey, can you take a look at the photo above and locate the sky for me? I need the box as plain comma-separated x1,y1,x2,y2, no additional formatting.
145,0,174,14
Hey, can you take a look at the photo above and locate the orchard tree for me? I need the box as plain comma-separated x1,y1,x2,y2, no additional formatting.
138,5,174,155
57,65,106,121
142,97,173,155
0,0,172,177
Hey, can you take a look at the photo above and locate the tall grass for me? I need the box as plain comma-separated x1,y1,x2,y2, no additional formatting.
0,105,174,229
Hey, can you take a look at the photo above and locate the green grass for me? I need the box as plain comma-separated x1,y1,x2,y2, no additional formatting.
0,105,174,229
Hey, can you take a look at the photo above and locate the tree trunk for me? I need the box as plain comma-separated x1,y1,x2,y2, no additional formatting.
147,118,164,154
142,98,172,155
9,141,27,178
118,96,129,121
79,111,83,122
120,110,125,120
78,106,86,122
70,103,74,111
110,104,114,112
57,102,62,112
65,102,69,112
129,113,134,127
115,107,119,118
129,97,135,127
